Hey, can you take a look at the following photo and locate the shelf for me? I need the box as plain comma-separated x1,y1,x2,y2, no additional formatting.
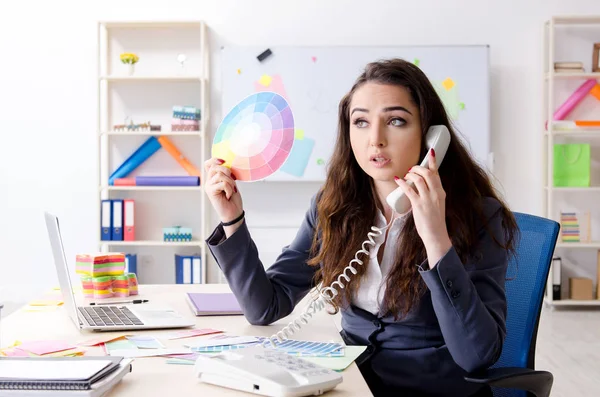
556,241,600,248
100,240,202,247
545,298,600,306
550,16,600,25
100,186,202,191
102,130,203,137
545,129,600,137
545,187,600,192
100,21,203,29
100,75,203,82
544,72,600,80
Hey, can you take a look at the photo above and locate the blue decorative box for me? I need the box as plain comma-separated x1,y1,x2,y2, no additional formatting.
163,226,193,242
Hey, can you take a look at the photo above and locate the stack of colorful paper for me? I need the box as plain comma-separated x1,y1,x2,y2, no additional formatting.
127,273,139,295
560,212,580,242
80,275,94,298
112,275,130,297
93,276,114,299
172,105,200,131
76,253,126,277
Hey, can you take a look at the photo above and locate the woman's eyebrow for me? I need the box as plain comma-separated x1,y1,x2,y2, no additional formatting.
350,107,368,115
382,106,412,115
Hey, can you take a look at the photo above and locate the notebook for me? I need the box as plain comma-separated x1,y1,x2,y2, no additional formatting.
0,358,133,397
185,292,243,316
0,356,122,391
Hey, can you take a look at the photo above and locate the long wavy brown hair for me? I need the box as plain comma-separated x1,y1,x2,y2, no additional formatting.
307,58,518,319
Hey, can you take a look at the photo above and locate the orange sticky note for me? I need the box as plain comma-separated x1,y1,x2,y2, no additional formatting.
590,84,600,101
78,334,129,347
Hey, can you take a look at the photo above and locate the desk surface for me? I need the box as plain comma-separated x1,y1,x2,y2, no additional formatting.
1,284,372,396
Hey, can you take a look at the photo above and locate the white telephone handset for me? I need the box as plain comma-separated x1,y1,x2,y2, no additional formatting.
385,125,451,214
195,125,452,397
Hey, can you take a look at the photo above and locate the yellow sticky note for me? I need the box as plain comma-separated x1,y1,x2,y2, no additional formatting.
24,306,58,312
294,129,305,140
28,300,64,306
442,78,455,91
259,74,273,87
237,68,242,75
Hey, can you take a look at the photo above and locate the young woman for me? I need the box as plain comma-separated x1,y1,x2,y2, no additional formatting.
202,58,518,397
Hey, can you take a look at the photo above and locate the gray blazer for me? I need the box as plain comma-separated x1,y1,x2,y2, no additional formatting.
206,194,508,397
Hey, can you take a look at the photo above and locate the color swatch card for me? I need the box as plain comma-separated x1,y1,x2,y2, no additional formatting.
260,338,344,357
165,328,223,340
188,335,344,357
212,92,295,181
186,335,259,349
126,335,164,349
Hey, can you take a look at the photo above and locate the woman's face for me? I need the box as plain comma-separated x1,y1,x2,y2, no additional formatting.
349,82,422,182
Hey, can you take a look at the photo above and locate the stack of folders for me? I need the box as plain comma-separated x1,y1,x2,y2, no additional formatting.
101,199,135,241
0,356,132,397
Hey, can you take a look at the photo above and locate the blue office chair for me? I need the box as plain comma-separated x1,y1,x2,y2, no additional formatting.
465,212,559,397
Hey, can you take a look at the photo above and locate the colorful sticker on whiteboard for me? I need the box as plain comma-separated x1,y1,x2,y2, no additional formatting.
433,77,465,120
212,92,295,181
280,135,315,178
254,74,289,101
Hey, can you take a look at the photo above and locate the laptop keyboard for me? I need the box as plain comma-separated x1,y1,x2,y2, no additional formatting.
78,306,144,327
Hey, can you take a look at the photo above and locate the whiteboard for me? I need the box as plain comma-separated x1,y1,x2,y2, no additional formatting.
221,45,490,182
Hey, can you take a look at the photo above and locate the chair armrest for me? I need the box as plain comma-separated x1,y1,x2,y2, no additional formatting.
464,367,553,397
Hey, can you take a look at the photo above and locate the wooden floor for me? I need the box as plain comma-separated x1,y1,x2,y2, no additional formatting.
535,305,600,396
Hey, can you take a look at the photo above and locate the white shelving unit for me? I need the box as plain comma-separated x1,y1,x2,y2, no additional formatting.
543,16,600,307
97,20,210,284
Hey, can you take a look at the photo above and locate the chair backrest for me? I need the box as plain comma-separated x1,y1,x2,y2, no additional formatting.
491,212,559,397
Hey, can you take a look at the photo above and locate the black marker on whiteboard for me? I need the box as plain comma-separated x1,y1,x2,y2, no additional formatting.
257,49,272,62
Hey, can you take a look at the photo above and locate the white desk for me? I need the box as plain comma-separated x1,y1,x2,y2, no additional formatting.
1,284,373,396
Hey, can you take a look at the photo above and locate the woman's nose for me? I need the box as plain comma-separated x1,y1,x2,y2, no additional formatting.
369,124,386,147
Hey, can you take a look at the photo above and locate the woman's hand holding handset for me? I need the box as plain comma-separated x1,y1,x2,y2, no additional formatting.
203,158,244,238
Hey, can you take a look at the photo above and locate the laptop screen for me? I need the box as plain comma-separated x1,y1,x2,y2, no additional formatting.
44,212,81,329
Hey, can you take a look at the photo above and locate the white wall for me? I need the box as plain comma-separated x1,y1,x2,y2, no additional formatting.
1,0,600,311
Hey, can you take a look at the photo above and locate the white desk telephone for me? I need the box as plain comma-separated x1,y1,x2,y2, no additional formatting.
195,125,452,397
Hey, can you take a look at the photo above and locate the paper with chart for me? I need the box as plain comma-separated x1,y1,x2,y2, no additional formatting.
212,92,296,181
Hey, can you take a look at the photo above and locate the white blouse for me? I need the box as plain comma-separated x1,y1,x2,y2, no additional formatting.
351,209,410,315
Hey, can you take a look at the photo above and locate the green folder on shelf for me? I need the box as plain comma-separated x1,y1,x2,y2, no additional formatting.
553,143,591,187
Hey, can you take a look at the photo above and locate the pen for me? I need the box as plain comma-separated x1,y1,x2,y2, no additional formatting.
90,299,149,306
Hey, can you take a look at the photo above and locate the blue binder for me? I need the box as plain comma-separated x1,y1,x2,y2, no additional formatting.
125,254,137,276
175,255,193,284
100,200,112,241
111,200,124,240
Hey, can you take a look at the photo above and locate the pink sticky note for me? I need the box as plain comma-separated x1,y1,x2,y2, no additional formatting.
1,348,31,357
18,340,77,356
254,74,289,102
311,56,317,63
165,328,223,340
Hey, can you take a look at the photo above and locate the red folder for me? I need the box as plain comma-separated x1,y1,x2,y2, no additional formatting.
124,199,135,241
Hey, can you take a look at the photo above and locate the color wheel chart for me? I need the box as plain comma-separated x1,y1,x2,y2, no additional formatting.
212,92,295,181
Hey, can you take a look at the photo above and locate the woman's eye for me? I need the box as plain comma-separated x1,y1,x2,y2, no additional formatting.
390,118,406,127
354,119,368,128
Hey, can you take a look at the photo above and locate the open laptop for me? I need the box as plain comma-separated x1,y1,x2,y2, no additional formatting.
44,212,195,331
